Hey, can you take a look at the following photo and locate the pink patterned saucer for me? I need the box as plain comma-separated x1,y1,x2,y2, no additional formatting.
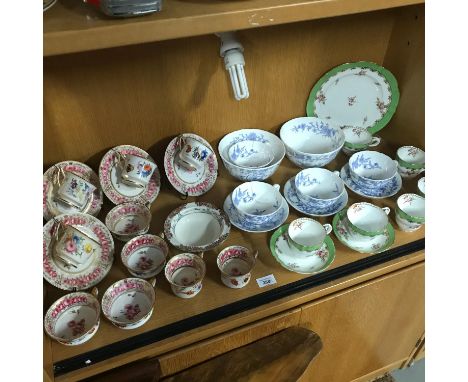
43,161,103,222
43,213,115,291
164,134,218,196
99,145,161,205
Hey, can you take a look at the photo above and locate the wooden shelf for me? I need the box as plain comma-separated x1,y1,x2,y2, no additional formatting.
43,0,423,56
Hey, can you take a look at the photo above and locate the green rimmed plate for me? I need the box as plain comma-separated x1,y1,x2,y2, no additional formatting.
306,61,399,134
269,224,335,275
332,209,395,254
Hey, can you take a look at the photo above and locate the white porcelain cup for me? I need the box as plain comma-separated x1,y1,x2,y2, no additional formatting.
287,218,332,252
121,154,156,187
217,246,258,289
395,193,425,232
348,151,398,187
177,136,213,170
55,225,101,267
228,141,274,168
56,172,96,209
165,253,206,298
346,202,390,237
294,168,344,204
342,127,381,155
231,181,282,219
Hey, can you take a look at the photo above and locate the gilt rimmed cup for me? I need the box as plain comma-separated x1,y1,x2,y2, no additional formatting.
346,202,390,237
395,193,425,232
105,202,151,242
120,154,157,188
101,278,156,330
217,246,258,289
342,127,381,156
56,172,96,210
177,135,213,170
165,253,206,298
44,289,100,346
121,234,169,278
287,218,332,252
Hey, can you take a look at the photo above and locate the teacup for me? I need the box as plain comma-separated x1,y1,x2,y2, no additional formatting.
120,154,156,188
288,218,332,252
217,246,258,289
342,127,381,156
165,253,206,298
56,172,96,209
44,289,100,346
231,181,282,223
105,202,152,242
349,151,398,187
417,177,425,197
228,141,274,168
396,146,425,179
346,202,390,237
55,225,100,267
121,234,169,278
177,136,213,170
294,168,344,204
395,193,425,232
101,278,156,330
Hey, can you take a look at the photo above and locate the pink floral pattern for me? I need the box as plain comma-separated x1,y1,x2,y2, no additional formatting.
316,91,326,105
68,319,86,336
137,256,154,270
122,304,141,320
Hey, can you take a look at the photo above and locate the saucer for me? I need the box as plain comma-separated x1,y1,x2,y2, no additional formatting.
283,177,348,217
332,209,395,254
164,133,218,196
43,213,115,291
340,163,402,199
99,145,161,205
164,202,230,252
223,193,289,233
270,224,335,274
43,161,103,221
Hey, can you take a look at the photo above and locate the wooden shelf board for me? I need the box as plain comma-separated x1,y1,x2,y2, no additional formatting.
44,0,424,56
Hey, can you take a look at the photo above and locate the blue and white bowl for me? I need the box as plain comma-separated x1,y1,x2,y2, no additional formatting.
348,151,398,188
294,168,344,206
218,129,285,181
279,117,345,168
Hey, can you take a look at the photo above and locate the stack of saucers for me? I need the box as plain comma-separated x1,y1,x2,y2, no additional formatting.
218,129,285,181
283,168,348,217
332,202,395,254
223,181,289,233
340,150,402,198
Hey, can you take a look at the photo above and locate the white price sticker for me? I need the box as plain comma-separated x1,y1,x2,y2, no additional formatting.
256,274,277,288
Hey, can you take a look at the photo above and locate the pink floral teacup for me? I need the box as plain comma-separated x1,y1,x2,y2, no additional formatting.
44,289,100,346
121,234,169,278
164,253,206,298
105,202,151,242
120,154,156,188
217,246,258,289
102,278,156,330
56,172,96,209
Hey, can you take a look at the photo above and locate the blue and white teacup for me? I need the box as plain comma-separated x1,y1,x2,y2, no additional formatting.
228,141,274,168
294,168,344,206
342,127,381,156
349,151,398,188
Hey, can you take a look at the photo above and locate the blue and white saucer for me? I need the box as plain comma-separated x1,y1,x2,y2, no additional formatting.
340,163,402,199
283,177,348,217
223,193,289,233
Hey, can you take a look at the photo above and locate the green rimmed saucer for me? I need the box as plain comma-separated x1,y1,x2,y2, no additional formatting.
332,209,395,254
306,61,399,134
269,224,335,275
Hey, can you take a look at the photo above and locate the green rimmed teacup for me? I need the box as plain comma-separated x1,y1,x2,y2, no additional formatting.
342,127,381,156
396,146,425,179
287,218,332,253
346,202,391,237
395,193,425,232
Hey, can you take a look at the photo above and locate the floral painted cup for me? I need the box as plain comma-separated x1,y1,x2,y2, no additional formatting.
55,225,101,267
294,168,344,204
346,202,390,237
342,127,381,156
56,172,96,209
177,135,213,170
287,218,332,252
395,193,425,232
349,151,398,187
121,234,169,278
217,246,258,289
102,278,156,330
44,289,100,346
417,177,425,197
105,202,151,242
120,154,156,188
228,141,274,168
164,253,206,298
396,146,425,179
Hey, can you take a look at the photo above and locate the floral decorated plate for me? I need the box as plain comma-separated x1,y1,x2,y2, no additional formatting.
164,134,218,196
306,61,399,134
43,161,103,221
269,224,335,274
340,163,402,199
223,193,289,233
43,213,115,291
99,145,161,205
164,202,230,252
283,177,348,217
332,209,395,254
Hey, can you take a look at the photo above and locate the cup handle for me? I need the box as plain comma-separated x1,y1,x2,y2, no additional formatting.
253,250,259,260
91,287,99,298
199,252,204,259
273,184,280,191
369,136,381,147
158,231,165,240
382,207,391,215
333,171,340,178
393,160,400,167
323,223,332,235
149,278,157,288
